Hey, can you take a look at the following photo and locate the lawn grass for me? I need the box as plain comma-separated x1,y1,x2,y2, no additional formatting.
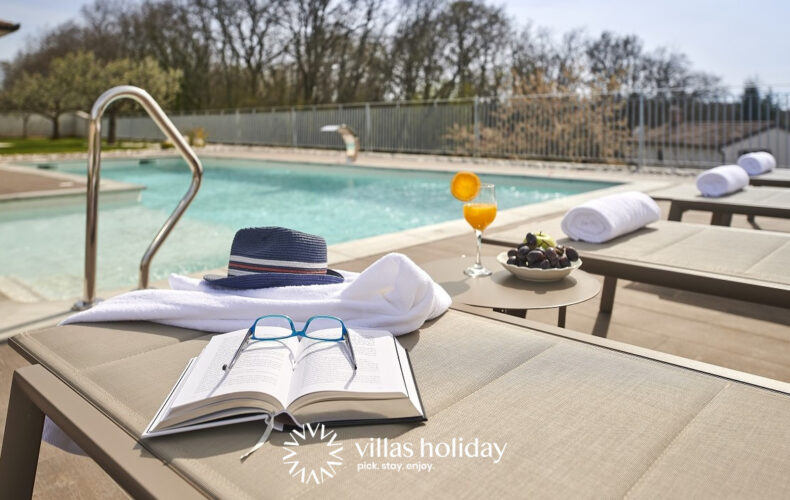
0,137,150,155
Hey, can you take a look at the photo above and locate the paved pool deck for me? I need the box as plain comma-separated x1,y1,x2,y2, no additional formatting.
0,164,143,211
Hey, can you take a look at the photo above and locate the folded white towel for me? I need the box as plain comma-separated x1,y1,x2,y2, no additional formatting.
696,165,749,197
738,152,776,175
560,191,661,243
61,253,450,336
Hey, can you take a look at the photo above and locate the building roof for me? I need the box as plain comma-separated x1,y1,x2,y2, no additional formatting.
0,19,20,37
643,121,781,148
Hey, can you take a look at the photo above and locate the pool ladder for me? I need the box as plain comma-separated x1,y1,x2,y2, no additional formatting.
73,86,203,311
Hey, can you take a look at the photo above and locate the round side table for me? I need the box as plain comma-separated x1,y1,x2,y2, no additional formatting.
423,255,601,327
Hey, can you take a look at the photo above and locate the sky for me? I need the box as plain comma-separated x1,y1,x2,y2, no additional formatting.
2,0,789,90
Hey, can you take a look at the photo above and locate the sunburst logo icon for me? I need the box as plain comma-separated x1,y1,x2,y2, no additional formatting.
281,423,344,484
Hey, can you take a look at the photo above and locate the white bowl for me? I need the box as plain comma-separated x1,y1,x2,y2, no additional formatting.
496,251,582,282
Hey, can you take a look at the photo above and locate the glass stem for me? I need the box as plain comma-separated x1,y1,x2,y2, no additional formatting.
475,229,483,267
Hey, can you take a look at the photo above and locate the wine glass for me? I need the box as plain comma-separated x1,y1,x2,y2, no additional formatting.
463,183,497,277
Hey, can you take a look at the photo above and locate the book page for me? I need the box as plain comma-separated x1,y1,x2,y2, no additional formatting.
287,328,407,406
171,329,298,411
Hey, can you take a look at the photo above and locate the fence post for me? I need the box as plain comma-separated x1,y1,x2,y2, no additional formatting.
473,96,480,157
291,107,297,147
365,103,371,151
235,109,241,144
638,94,645,169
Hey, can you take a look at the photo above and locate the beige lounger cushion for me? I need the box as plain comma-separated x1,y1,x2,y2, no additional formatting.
651,184,790,213
13,309,790,498
487,219,790,286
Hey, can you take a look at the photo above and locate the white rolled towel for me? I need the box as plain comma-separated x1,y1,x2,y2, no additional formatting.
737,151,776,175
561,191,661,243
696,165,749,197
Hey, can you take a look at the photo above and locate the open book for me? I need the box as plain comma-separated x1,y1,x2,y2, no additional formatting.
143,327,425,437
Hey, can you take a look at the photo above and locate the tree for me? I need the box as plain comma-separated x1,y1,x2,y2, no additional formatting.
3,51,180,140
585,31,644,92
638,47,722,97
285,0,362,104
101,57,183,142
445,77,632,162
509,26,586,95
8,51,101,139
2,72,42,138
436,1,511,98
388,0,444,100
1,0,727,111
111,0,214,109
211,0,286,105
740,80,780,122
1,22,87,90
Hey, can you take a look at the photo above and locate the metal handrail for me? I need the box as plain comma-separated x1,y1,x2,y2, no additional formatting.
73,85,203,311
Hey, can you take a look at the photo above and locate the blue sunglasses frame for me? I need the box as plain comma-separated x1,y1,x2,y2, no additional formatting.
249,314,348,341
222,314,357,372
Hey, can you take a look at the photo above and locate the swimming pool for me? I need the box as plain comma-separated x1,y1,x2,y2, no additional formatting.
1,157,615,299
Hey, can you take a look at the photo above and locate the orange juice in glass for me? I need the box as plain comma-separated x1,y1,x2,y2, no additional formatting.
463,183,497,277
463,203,497,230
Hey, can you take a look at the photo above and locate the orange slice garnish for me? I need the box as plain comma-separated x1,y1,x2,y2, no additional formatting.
450,171,480,201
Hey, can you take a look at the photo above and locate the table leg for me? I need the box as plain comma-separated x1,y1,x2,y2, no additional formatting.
667,203,684,222
493,308,527,319
557,306,567,328
0,370,46,497
710,211,733,226
599,276,618,314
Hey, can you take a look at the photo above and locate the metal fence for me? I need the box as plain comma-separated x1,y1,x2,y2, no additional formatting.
0,112,87,138
113,92,790,168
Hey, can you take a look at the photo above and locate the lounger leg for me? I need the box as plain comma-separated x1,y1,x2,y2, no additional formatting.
557,307,567,328
710,211,733,226
0,370,46,497
599,276,618,314
667,203,684,222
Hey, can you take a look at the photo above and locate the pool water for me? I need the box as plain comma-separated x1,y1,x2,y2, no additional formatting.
1,158,615,299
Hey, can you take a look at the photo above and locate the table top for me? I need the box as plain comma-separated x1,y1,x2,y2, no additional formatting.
422,255,601,310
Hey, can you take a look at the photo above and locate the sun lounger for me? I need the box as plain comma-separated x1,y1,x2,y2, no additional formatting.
749,168,790,188
4,307,790,497
649,184,790,226
485,218,790,312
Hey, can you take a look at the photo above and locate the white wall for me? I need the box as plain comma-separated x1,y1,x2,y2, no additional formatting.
0,112,87,138
642,144,723,167
722,129,790,168
642,128,790,168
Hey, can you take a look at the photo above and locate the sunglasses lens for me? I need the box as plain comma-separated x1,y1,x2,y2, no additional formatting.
305,317,345,341
252,316,293,340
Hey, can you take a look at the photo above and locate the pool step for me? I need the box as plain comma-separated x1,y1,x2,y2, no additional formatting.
0,276,47,303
